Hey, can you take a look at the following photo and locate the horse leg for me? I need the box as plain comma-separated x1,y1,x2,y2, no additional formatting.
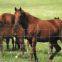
18,38,25,56
0,37,3,54
22,37,26,52
14,36,20,50
48,42,53,62
6,37,10,50
15,38,24,58
14,39,17,50
49,41,61,61
0,36,4,57
11,37,15,50
31,37,38,62
49,43,53,54
16,37,20,49
7,42,9,50
27,38,33,61
27,37,38,62
0,39,3,61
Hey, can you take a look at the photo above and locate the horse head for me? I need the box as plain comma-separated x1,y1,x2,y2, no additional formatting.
14,7,28,30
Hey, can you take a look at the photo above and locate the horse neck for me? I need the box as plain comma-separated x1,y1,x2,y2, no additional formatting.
25,12,38,24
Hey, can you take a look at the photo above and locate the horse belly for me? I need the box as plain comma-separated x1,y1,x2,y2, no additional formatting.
36,36,49,42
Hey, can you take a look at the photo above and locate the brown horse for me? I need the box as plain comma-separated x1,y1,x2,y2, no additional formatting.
0,13,15,51
0,13,24,51
14,7,62,62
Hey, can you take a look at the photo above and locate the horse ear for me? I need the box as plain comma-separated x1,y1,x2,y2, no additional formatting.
15,7,17,11
19,7,24,13
58,17,59,19
19,7,22,11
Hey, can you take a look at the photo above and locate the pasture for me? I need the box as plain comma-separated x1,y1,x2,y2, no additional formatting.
0,0,62,62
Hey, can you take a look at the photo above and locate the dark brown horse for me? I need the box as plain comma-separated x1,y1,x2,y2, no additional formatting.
14,7,62,62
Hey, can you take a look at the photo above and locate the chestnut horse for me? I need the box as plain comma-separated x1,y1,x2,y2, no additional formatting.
0,13,23,51
0,13,15,51
14,7,62,62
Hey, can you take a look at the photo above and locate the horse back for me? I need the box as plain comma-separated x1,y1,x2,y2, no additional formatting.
25,12,61,39
2,13,15,25
48,19,61,29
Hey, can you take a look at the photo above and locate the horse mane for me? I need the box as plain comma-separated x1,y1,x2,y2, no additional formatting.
25,12,40,22
19,10,28,29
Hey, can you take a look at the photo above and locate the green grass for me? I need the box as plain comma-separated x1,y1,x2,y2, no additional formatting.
0,42,62,62
0,0,62,19
0,0,62,62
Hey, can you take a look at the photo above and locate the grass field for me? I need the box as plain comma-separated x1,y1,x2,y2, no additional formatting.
0,0,62,62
